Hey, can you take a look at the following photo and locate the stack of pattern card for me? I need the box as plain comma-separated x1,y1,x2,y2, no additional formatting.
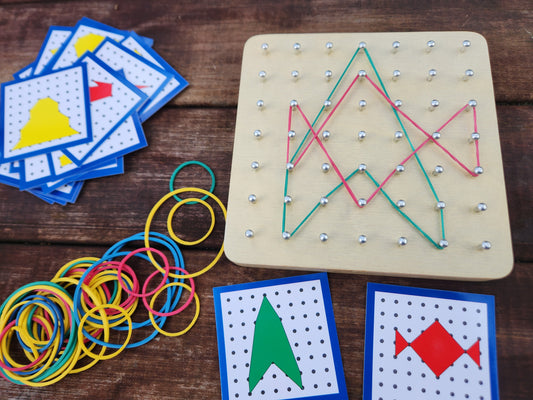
0,17,188,204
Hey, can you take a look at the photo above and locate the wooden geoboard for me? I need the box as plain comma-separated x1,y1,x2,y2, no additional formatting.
224,32,513,280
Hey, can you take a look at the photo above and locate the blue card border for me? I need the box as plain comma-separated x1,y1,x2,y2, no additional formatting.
213,272,348,400
44,17,128,74
13,61,35,81
92,37,173,120
122,31,189,122
0,64,93,164
363,282,499,400
63,52,148,165
32,26,73,77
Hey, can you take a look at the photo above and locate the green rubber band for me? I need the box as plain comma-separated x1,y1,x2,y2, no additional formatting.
169,161,216,204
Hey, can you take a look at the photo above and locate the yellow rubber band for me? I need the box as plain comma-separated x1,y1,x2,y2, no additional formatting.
78,304,132,361
167,197,216,246
148,282,200,337
144,187,226,279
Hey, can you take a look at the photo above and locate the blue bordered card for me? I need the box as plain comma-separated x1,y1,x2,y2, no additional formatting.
363,283,499,400
214,272,348,400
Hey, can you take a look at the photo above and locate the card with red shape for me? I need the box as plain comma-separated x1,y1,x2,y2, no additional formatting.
363,282,499,400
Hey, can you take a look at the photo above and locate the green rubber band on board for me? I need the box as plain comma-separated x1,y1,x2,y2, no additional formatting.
169,161,216,204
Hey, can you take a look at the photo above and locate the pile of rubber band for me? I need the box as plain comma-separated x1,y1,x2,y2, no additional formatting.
0,161,225,386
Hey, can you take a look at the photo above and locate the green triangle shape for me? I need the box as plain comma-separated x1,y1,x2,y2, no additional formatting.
248,295,303,392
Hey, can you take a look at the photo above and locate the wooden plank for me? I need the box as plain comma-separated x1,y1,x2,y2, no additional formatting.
0,106,531,261
0,243,531,399
0,1,531,106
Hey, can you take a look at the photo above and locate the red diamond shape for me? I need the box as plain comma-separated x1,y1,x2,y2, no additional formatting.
410,320,464,377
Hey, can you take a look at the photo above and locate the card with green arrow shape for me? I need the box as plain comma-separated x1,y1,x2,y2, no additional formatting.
213,272,348,400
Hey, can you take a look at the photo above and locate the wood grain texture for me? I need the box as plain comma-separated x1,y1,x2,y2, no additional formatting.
0,1,531,399
0,106,531,259
0,244,531,399
0,0,531,106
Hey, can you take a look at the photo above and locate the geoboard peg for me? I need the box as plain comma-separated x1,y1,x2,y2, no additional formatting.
358,70,367,77
290,99,298,110
358,234,367,244
261,43,269,52
323,99,332,109
253,129,262,139
395,164,405,174
248,194,257,203
288,129,296,139
358,130,367,140
469,132,480,143
358,41,367,49
429,99,439,111
463,69,474,80
397,199,406,208
439,239,449,248
427,69,437,81
359,100,367,110
358,163,367,171
432,131,441,140
322,130,331,140
256,99,264,110
325,70,333,80
392,40,400,53
426,40,436,52
319,233,329,242
481,241,492,250
286,162,295,171
476,202,488,212
258,70,267,79
466,99,478,111
358,198,367,207
251,161,260,170
433,165,444,175
436,201,446,210
474,166,484,175
394,99,403,108
293,42,301,52
325,41,333,52
321,162,331,173
392,70,401,81
282,231,291,240
394,131,404,141
398,237,408,246
245,229,254,238
461,39,471,52
320,196,329,206
291,70,300,80
284,195,292,205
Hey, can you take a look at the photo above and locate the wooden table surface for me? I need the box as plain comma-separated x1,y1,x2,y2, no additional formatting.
0,1,531,399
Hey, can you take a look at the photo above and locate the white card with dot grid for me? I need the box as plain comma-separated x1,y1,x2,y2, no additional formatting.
0,65,92,163
224,32,513,280
213,273,348,400
364,283,499,399
50,18,126,71
61,53,146,164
